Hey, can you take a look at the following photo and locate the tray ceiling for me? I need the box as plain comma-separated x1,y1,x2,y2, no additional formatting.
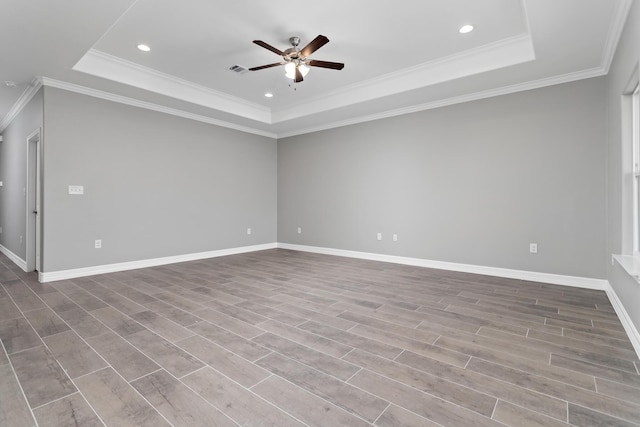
0,0,632,137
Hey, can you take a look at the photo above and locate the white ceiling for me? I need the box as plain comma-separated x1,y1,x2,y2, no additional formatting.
0,0,632,138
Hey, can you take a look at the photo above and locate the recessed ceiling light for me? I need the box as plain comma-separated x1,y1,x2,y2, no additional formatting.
137,44,151,52
459,24,474,34
264,92,274,98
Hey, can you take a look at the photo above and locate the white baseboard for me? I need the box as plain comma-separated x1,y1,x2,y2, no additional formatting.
10,239,639,358
0,244,28,272
34,242,609,288
24,240,640,360
277,243,608,290
278,243,640,359
38,243,277,282
605,282,640,359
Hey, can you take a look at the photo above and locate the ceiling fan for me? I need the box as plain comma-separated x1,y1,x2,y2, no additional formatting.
249,35,344,83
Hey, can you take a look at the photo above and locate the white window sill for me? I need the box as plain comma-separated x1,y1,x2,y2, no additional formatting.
613,254,640,284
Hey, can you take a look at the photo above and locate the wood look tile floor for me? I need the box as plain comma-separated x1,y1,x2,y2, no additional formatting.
1,249,639,426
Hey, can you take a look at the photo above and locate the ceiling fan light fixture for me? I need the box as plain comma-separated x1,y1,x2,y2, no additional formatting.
284,62,296,78
285,62,310,79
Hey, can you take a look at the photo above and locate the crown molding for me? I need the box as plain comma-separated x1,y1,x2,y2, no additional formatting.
40,77,277,139
73,34,535,128
0,78,43,133
273,33,536,124
277,65,607,138
601,0,633,74
73,49,272,124
3,62,606,141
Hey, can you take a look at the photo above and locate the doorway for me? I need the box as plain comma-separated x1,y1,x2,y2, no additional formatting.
26,129,41,272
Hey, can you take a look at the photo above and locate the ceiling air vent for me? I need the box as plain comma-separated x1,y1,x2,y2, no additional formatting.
228,64,249,75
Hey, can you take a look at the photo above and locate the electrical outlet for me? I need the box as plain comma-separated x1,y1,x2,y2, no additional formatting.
393,234,398,242
377,233,382,241
247,228,252,235
529,243,538,254
95,239,102,249
297,227,302,234
20,235,23,244
68,185,84,195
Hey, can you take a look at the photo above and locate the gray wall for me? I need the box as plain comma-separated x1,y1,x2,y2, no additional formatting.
279,78,607,279
0,88,43,261
606,1,640,333
42,87,277,271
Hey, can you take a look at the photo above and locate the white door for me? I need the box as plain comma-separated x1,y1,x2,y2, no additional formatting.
26,129,41,272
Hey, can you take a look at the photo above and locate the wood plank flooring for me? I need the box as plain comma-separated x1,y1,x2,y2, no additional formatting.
1,248,639,426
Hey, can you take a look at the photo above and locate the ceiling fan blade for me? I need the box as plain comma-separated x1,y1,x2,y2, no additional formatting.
253,40,285,56
248,62,283,71
308,60,345,70
300,35,329,57
294,66,304,83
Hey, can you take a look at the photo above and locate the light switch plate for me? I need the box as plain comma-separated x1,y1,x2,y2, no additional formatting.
68,185,84,195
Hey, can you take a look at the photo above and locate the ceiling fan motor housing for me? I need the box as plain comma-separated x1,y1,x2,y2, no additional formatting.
284,48,302,60
285,37,303,62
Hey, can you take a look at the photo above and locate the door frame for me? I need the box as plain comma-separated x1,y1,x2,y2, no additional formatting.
25,128,42,272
